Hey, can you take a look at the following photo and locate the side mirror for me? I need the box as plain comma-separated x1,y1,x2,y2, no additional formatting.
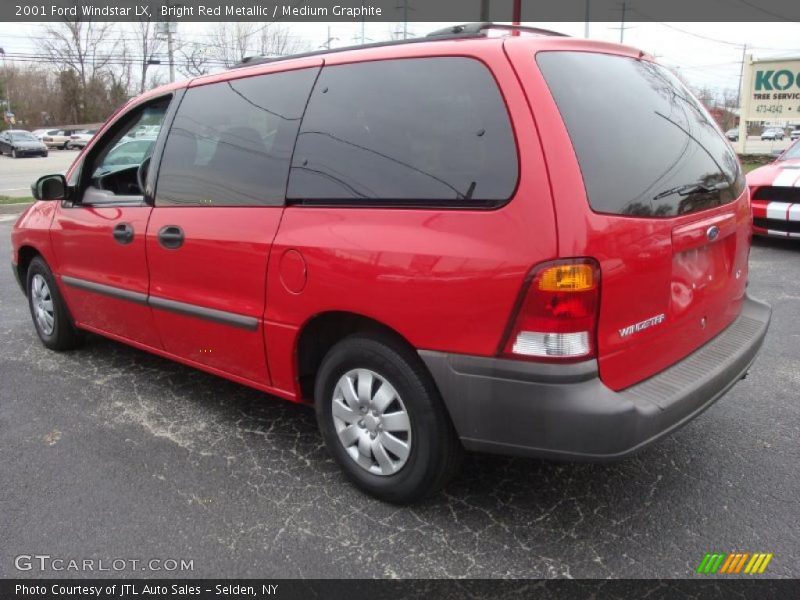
31,174,67,201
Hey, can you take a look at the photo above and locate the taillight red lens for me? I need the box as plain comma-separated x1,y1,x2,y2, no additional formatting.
500,259,600,361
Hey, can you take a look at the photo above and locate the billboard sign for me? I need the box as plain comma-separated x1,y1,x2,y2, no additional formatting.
741,57,800,121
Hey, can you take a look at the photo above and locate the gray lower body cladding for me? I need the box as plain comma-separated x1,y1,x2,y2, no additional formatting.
419,294,771,461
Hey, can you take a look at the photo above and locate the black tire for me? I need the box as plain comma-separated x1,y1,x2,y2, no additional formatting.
12,148,18,158
26,256,82,351
315,333,462,504
42,151,48,158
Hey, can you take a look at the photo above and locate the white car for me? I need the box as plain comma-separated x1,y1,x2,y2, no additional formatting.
41,129,74,149
761,128,785,141
66,129,97,149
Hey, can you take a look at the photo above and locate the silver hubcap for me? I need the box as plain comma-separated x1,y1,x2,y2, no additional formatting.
31,274,55,336
332,368,412,476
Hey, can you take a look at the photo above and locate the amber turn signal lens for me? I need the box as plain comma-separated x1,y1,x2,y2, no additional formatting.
537,264,595,292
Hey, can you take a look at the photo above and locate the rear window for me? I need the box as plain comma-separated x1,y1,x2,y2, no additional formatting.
537,52,744,217
287,57,518,207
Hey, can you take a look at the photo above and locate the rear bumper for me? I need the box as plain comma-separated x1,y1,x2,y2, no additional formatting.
420,294,771,460
12,148,47,156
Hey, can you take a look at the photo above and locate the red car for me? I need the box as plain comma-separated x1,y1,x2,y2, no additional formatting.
748,141,800,239
11,24,770,503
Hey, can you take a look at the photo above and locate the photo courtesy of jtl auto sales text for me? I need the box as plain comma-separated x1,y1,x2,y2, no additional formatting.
0,0,798,598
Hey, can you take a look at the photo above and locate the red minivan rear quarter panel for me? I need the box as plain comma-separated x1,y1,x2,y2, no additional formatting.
505,38,750,390
264,40,558,397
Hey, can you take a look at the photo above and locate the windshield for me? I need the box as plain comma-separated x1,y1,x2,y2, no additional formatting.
780,142,800,161
11,132,36,141
538,52,744,217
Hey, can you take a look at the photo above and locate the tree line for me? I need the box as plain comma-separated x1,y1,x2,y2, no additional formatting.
1,21,307,129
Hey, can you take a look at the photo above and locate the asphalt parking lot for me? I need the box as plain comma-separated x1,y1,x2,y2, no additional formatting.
0,149,78,198
0,217,798,578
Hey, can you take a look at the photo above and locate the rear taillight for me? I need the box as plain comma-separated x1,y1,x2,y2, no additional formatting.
500,259,600,362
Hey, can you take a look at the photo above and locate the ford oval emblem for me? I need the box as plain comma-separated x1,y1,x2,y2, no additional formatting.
706,225,720,241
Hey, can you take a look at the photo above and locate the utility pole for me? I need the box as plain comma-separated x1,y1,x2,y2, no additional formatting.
480,0,490,21
737,49,751,154
611,1,632,44
323,26,338,50
394,0,414,40
0,47,9,120
736,43,747,109
166,22,175,84
158,21,176,83
584,0,591,38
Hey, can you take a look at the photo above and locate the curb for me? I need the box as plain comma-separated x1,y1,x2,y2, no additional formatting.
0,202,33,215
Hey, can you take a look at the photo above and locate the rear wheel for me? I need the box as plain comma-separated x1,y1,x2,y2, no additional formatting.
315,334,462,504
26,257,82,351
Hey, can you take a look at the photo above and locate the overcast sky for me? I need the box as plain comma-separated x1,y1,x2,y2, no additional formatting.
2,21,799,97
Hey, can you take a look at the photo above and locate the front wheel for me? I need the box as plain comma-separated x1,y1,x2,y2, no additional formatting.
26,257,83,351
12,148,18,158
315,334,462,504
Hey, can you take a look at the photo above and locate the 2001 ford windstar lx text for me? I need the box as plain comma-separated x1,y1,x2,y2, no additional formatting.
11,24,771,503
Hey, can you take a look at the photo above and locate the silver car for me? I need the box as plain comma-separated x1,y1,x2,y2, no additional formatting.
761,128,785,141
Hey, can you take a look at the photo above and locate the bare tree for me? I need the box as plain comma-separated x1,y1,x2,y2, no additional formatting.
176,42,212,78
208,23,260,67
38,19,118,121
131,19,164,93
256,24,306,57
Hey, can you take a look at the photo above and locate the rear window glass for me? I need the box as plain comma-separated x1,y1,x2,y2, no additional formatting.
287,57,518,206
537,52,744,217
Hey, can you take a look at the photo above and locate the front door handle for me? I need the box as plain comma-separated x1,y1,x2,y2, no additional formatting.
113,222,134,245
158,225,184,249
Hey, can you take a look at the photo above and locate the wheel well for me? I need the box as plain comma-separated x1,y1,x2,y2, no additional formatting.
16,246,41,294
296,312,413,401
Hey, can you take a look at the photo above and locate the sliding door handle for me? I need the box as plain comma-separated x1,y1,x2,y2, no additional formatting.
158,225,184,249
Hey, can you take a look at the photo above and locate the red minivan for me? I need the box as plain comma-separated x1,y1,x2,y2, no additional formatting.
11,24,770,503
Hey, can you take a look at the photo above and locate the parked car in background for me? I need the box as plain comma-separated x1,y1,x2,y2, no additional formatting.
41,129,74,149
725,128,739,141
0,129,48,157
761,128,784,140
131,124,160,138
66,129,97,149
31,128,50,141
747,139,800,239
790,128,800,140
101,138,156,168
11,24,771,503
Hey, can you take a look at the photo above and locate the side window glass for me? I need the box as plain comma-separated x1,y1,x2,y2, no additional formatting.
84,101,169,200
287,57,519,206
155,67,320,207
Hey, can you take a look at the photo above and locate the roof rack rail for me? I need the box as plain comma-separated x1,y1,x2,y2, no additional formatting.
232,22,567,70
426,22,568,39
